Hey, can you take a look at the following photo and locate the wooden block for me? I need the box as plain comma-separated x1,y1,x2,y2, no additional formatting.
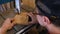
13,12,29,25
22,0,36,8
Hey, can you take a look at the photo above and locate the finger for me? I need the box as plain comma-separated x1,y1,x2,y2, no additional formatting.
36,15,40,20
5,18,10,20
8,18,15,23
5,18,12,22
4,18,11,22
29,20,34,24
36,15,43,23
27,12,33,15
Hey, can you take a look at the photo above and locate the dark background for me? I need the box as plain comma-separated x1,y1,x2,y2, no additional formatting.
0,0,14,5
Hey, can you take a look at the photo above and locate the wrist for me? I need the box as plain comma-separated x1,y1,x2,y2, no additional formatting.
1,26,8,32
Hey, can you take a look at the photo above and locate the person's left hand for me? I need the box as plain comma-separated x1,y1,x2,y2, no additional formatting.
1,18,15,31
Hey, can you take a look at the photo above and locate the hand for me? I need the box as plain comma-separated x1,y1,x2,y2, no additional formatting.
27,12,37,24
1,18,15,31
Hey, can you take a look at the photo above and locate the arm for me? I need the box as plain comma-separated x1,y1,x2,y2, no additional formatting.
0,18,15,34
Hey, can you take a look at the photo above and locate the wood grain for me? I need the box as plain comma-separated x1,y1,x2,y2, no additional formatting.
22,0,36,9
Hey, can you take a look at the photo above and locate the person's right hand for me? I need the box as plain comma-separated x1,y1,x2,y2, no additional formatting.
27,12,37,24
